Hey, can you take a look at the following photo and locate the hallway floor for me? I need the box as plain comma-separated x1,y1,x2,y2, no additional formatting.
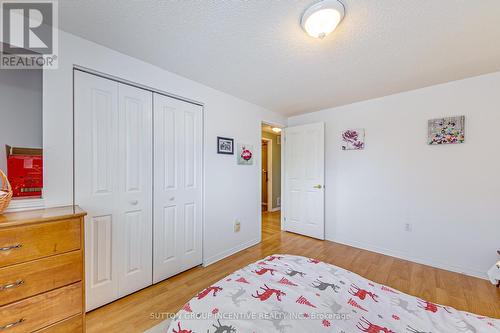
262,210,281,240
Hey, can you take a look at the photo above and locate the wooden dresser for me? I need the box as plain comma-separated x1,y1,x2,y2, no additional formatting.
0,206,86,332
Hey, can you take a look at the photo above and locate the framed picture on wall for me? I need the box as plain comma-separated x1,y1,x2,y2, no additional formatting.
237,143,254,165
217,137,234,154
428,116,465,145
341,129,365,150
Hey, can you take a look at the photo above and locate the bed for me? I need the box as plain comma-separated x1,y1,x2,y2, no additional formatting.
167,254,499,332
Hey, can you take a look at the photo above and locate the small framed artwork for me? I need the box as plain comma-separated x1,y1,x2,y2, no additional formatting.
237,143,254,165
341,129,365,150
428,116,465,145
217,137,234,154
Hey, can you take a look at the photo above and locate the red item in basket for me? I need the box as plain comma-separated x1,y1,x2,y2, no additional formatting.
6,145,43,198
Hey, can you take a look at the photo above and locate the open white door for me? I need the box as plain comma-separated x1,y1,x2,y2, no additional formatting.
283,123,325,240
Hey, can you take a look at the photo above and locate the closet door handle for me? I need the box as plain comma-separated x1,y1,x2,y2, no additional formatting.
0,244,22,252
0,280,24,291
130,200,139,206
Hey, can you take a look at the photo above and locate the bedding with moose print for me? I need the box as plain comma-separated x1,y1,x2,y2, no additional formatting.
167,254,499,333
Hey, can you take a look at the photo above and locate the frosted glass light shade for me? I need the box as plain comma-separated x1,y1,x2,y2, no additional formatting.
301,0,345,39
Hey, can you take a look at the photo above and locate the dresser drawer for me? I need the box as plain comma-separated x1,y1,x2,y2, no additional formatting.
0,219,81,268
33,315,83,333
0,251,82,306
0,282,82,333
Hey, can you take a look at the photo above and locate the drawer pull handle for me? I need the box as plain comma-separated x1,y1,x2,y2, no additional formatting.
0,280,24,291
0,244,22,252
0,318,25,330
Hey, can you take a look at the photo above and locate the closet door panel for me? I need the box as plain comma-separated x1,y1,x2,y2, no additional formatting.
162,205,178,262
116,84,153,297
75,73,153,310
153,94,202,283
75,71,120,311
184,111,196,188
180,109,203,270
162,107,177,190
153,98,182,282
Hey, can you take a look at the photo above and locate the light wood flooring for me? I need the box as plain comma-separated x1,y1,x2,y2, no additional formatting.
86,211,500,332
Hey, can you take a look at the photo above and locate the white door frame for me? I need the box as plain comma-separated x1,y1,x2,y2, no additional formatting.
261,137,273,211
280,130,285,230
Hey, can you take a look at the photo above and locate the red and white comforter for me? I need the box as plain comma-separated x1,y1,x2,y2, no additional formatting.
168,254,499,333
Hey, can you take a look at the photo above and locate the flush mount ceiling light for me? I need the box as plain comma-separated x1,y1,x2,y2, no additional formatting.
272,127,282,133
301,0,345,39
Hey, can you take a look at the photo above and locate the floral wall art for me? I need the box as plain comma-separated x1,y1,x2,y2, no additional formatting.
341,129,365,150
428,116,465,145
237,143,254,165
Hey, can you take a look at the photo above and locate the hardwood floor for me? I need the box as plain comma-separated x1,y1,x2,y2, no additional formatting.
261,210,282,241
86,211,500,332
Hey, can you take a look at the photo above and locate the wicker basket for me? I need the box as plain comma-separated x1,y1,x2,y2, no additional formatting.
0,169,13,214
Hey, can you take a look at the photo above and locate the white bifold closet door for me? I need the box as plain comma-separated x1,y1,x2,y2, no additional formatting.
153,93,203,283
75,71,153,311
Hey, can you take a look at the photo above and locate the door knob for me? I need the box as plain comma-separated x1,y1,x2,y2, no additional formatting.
313,185,322,189
130,200,139,205
169,197,175,201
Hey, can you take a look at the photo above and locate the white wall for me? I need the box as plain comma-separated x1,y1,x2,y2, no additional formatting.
288,71,500,279
0,70,43,172
43,31,286,265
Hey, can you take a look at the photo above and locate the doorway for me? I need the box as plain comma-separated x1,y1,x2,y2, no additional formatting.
261,123,282,239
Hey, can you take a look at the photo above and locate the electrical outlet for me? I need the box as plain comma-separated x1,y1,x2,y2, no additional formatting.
404,223,412,232
276,197,281,207
234,219,241,232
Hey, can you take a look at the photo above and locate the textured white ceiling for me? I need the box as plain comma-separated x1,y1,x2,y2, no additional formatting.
59,0,500,116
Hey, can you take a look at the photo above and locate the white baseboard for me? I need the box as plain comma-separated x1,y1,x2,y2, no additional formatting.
203,238,260,267
331,236,487,280
269,207,281,212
